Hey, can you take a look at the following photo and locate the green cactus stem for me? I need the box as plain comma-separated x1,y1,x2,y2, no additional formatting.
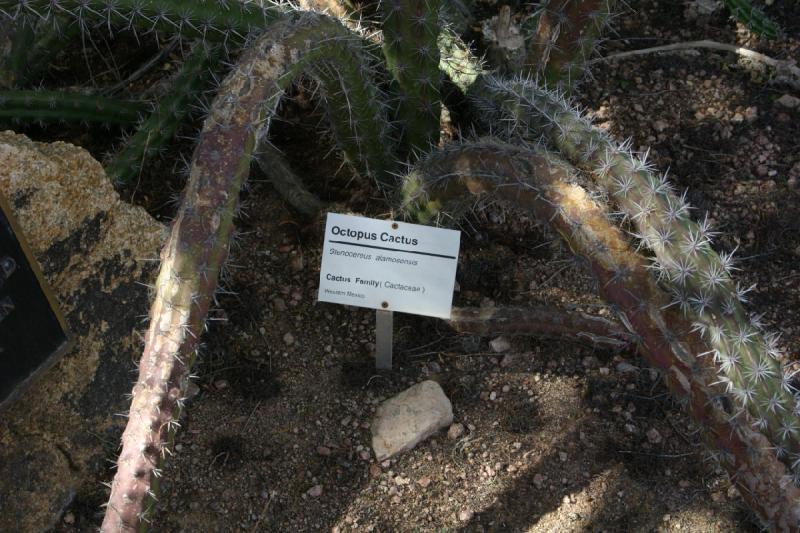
470,75,800,479
0,89,146,123
0,0,283,44
101,12,392,531
0,16,34,88
448,305,632,349
523,0,615,86
309,44,397,189
105,44,220,186
253,140,325,217
381,0,442,155
401,140,800,530
724,0,779,39
1,16,78,88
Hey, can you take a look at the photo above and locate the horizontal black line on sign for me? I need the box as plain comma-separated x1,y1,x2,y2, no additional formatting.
329,240,457,260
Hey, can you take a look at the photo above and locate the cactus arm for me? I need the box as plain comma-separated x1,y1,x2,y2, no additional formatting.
523,0,615,86
0,0,283,43
380,0,441,155
402,141,800,530
312,47,397,189
448,305,632,349
723,0,779,39
253,140,325,217
472,76,800,477
105,44,220,186
101,12,393,531
0,89,147,123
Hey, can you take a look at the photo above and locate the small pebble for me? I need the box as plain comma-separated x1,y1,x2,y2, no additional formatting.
458,508,474,522
317,446,332,457
776,94,800,109
646,428,663,445
447,423,465,440
307,485,323,497
283,332,295,346
490,336,511,353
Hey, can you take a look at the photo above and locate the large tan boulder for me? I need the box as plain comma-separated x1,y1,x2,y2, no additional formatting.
0,131,165,531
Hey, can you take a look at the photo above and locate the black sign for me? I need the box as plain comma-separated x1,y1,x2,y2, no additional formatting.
0,193,70,410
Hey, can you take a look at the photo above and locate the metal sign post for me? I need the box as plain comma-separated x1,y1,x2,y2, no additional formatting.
317,213,461,371
375,309,393,370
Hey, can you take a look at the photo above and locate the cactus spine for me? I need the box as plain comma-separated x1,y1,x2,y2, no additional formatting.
523,0,615,86
471,75,800,480
381,0,442,155
101,12,393,531
0,89,146,123
401,140,800,529
105,44,219,185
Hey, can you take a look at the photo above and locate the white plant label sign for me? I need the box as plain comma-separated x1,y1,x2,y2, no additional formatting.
318,213,461,319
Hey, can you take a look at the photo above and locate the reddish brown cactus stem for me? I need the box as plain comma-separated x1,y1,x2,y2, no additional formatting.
402,141,800,530
448,306,632,349
101,12,385,532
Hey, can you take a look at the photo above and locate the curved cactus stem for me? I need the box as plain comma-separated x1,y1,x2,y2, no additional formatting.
253,139,325,217
471,75,800,477
523,0,615,86
448,305,632,349
0,0,283,45
101,12,393,531
724,0,779,39
381,0,442,155
401,140,800,530
105,44,220,186
0,89,147,123
311,44,397,189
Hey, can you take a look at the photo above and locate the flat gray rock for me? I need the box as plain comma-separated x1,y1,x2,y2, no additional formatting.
371,380,453,461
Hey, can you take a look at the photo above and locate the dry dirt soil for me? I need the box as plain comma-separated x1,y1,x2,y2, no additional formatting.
38,1,800,532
